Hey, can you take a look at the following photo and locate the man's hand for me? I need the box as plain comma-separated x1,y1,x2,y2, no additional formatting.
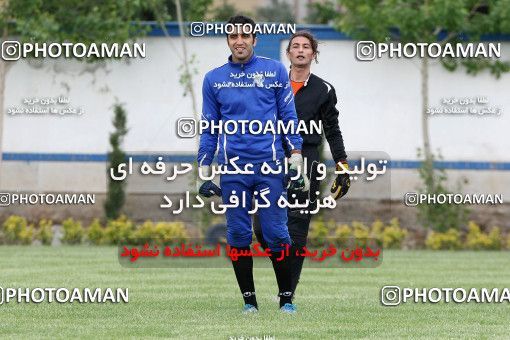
287,153,310,192
330,161,350,200
197,165,222,198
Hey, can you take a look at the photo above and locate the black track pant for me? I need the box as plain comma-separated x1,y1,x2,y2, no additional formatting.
254,146,320,294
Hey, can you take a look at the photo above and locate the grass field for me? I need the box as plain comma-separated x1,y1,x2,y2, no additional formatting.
0,246,509,339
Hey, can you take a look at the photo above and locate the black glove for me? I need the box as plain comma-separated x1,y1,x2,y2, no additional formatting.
330,161,350,200
197,166,222,198
199,180,222,198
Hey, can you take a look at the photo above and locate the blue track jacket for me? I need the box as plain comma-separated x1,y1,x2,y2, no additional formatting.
197,53,303,166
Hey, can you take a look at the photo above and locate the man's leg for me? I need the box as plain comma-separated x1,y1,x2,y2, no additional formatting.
253,214,268,249
254,210,309,295
286,211,311,294
254,166,294,308
221,173,258,309
286,150,318,295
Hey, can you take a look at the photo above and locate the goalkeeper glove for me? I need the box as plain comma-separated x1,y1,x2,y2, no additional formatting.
197,165,222,198
287,153,310,192
330,161,350,200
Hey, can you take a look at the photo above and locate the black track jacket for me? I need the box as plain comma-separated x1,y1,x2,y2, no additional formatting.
291,72,347,163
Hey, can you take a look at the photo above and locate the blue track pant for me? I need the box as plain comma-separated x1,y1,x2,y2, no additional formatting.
220,160,291,251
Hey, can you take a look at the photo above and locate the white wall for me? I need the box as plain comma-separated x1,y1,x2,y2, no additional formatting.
2,36,509,197
280,39,510,161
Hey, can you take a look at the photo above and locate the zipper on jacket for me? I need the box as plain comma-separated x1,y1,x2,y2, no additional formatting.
241,62,246,82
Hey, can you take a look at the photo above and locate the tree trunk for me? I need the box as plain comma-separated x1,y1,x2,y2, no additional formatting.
421,55,431,163
0,26,8,188
175,0,198,119
421,55,435,237
174,0,201,225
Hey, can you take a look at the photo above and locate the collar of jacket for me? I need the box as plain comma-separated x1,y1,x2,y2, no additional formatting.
289,69,312,87
228,52,257,67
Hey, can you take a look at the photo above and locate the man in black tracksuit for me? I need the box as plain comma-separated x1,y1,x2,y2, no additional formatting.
254,30,350,296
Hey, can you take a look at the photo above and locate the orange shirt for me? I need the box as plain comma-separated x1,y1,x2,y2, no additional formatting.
290,80,304,95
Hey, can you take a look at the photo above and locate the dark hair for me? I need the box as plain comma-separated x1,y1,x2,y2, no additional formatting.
286,30,319,63
226,15,257,39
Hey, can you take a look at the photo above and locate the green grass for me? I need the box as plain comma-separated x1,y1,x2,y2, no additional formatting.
0,246,509,339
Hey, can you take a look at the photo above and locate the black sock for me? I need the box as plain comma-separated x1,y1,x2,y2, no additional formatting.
270,248,294,307
230,246,257,308
290,253,305,295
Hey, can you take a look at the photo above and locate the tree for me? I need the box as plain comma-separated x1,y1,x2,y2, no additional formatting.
140,0,213,21
305,0,337,24
211,0,239,22
335,0,509,230
256,0,295,23
0,0,163,186
104,104,128,220
337,0,508,163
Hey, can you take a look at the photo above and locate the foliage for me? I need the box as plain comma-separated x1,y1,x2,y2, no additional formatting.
335,0,509,223
334,223,351,247
104,104,129,220
381,218,408,249
61,218,84,244
487,227,502,250
369,219,384,246
416,150,470,232
87,218,105,245
352,221,370,247
104,218,188,245
211,0,238,22
2,215,35,245
308,216,330,246
2,215,29,244
4,214,509,251
18,225,34,245
0,0,162,185
36,218,53,245
0,0,160,62
132,220,157,244
465,221,502,250
306,0,337,24
104,215,135,245
333,218,407,249
178,54,199,97
425,229,462,250
335,0,510,77
166,0,213,22
256,0,295,23
153,221,188,244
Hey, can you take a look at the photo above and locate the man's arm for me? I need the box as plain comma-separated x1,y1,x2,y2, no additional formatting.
197,74,220,166
275,62,308,191
320,85,347,164
196,74,222,197
320,84,350,199
275,62,303,153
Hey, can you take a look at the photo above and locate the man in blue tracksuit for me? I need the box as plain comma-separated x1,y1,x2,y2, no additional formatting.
196,15,308,314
